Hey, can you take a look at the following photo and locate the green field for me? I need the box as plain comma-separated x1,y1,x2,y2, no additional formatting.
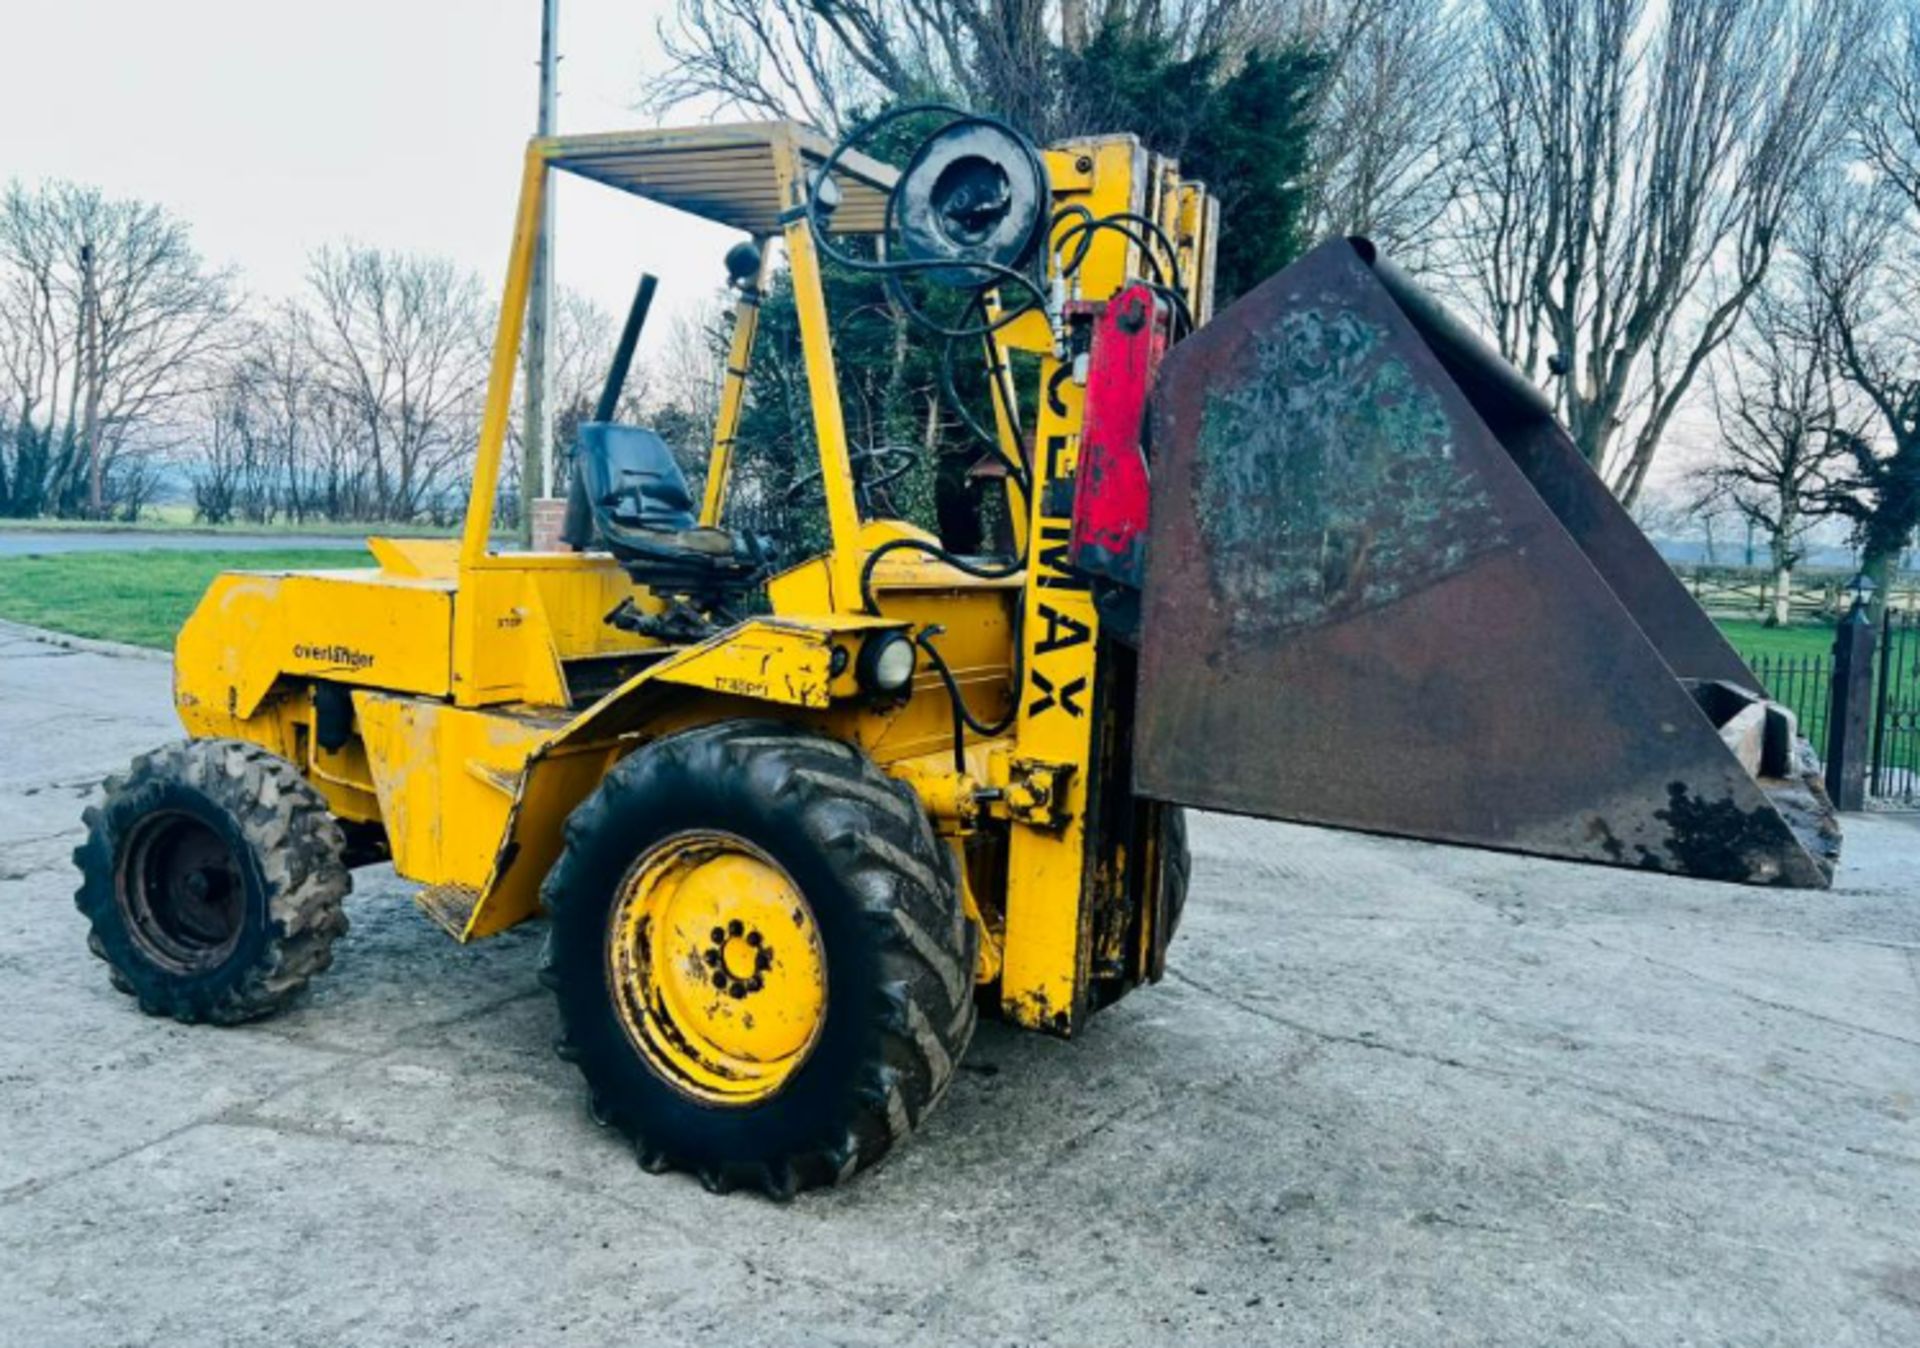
1717,614,1920,758
0,549,371,649
1715,618,1843,663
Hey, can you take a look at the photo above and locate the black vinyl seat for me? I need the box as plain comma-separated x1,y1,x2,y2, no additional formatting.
579,423,699,532
562,423,769,598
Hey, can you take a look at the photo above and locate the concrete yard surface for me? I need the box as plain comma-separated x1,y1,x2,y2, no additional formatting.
2,626,1918,1346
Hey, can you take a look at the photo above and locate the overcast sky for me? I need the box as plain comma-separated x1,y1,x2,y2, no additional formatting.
0,0,739,354
0,3,1730,499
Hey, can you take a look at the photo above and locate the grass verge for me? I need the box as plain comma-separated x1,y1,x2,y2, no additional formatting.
1715,618,1839,663
0,549,371,649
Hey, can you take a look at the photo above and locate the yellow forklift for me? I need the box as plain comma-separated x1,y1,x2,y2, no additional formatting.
75,110,1837,1197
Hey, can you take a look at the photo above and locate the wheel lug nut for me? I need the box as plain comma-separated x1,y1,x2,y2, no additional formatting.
710,927,726,944
703,950,720,967
746,930,762,947
728,919,744,937
712,971,727,989
728,981,747,999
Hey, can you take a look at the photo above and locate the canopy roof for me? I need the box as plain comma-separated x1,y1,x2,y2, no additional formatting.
541,121,897,237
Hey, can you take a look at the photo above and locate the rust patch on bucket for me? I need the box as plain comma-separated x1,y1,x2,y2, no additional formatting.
1194,307,1506,636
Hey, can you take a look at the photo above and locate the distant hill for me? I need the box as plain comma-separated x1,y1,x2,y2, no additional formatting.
1647,538,1913,571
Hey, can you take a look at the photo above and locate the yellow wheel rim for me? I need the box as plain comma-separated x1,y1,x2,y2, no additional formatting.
605,830,828,1106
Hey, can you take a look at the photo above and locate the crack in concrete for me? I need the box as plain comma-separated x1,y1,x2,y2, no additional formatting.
1579,936,1920,1052
28,1105,750,1266
1160,966,1920,1168
25,773,109,794
1541,1195,1810,1260
0,648,76,662
1281,886,1920,1053
0,862,75,885
1033,1062,1268,1165
1,830,79,852
2,715,138,740
205,1110,686,1227
251,984,546,1051
1584,918,1920,958
1165,966,1492,1078
0,985,548,1209
0,1114,211,1207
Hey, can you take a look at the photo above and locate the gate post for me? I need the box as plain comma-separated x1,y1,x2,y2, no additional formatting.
1825,589,1878,811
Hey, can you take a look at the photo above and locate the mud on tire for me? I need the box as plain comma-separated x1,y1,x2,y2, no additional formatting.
540,719,977,1199
73,739,351,1025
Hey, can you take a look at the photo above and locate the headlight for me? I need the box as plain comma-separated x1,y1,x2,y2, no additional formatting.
857,631,917,694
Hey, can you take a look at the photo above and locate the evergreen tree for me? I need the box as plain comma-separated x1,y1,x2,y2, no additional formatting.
708,39,1325,553
1057,29,1325,302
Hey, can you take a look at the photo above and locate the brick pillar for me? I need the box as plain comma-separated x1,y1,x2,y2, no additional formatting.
530,497,572,553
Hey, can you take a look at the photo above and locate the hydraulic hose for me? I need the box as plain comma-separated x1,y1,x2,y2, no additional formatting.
806,103,1053,339
811,105,1190,769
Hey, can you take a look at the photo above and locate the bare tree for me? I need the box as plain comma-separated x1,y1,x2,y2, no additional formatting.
1659,485,1749,567
1450,0,1869,505
1303,1,1470,261
192,370,270,525
649,299,730,463
300,245,491,521
1796,159,1920,614
0,181,235,518
240,302,325,523
650,0,1267,138
1697,270,1853,624
648,0,876,132
553,290,634,433
186,302,332,524
1626,483,1694,546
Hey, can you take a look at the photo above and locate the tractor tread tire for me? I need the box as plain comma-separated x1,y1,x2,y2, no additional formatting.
73,738,350,1025
540,719,976,1200
1164,804,1191,944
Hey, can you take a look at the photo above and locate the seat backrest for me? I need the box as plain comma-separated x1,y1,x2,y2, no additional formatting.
574,423,698,537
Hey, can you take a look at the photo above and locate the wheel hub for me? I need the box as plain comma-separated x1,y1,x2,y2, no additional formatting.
606,831,827,1106
703,918,777,997
116,811,245,974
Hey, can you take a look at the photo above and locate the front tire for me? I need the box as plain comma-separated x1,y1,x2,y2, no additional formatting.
73,739,351,1024
540,720,976,1198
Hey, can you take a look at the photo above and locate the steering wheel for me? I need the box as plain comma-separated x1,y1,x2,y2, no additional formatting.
784,445,921,512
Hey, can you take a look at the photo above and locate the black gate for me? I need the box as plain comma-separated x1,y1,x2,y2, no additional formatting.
1871,609,1920,804
1742,608,1920,806
1743,650,1832,756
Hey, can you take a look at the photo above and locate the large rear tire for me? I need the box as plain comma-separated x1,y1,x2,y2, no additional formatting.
73,739,350,1024
540,720,976,1199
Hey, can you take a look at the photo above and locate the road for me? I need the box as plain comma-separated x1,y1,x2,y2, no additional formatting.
2,624,1918,1346
0,530,377,557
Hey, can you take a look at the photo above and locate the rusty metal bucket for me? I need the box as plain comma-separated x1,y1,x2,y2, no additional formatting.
1133,237,1839,888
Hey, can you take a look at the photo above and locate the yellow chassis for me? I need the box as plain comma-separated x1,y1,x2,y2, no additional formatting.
173,121,1216,1034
